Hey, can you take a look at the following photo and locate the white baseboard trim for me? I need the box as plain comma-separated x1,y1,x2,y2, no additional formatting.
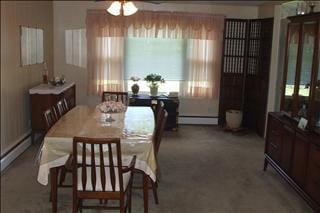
1,132,32,172
178,116,218,125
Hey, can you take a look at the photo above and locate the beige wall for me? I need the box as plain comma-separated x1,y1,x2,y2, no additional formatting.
53,1,259,117
1,1,53,155
258,1,285,18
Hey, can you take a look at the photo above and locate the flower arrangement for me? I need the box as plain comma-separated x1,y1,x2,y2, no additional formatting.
130,76,140,82
144,74,165,88
130,76,140,95
97,101,126,113
49,75,66,86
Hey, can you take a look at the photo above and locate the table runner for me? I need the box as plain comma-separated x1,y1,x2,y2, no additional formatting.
37,105,156,185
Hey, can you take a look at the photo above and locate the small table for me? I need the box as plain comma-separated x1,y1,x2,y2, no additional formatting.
37,106,156,213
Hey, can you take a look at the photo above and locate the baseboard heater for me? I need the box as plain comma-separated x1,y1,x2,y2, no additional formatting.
0,131,32,172
178,115,218,125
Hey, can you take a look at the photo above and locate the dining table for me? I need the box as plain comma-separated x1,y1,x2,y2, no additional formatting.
37,105,157,213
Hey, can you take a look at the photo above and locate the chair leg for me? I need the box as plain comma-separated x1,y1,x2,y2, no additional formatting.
79,199,82,213
50,168,58,213
128,184,132,213
151,180,159,204
59,167,67,186
73,193,77,213
120,198,125,213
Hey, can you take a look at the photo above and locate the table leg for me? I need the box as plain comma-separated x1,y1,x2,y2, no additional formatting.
143,174,149,213
50,167,58,213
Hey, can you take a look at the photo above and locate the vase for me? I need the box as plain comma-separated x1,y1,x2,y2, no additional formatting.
226,109,243,129
150,86,158,97
131,83,139,96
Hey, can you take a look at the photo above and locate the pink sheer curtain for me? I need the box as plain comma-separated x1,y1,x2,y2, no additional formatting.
86,11,125,95
86,10,224,97
180,38,222,98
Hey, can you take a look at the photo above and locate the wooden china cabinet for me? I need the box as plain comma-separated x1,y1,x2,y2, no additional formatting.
264,13,320,212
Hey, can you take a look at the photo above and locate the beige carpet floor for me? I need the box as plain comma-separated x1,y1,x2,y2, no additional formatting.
1,125,313,213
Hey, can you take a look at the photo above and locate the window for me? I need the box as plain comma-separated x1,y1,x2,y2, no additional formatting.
124,37,186,93
65,29,87,68
20,26,43,66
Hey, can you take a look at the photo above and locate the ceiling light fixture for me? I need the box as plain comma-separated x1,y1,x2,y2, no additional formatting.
107,1,138,16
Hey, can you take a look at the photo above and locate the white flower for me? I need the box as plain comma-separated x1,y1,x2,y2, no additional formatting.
130,76,140,82
97,101,126,113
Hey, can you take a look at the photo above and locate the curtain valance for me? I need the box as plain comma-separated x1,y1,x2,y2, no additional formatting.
86,10,225,40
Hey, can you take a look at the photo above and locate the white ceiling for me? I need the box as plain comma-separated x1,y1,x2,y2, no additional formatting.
146,1,275,6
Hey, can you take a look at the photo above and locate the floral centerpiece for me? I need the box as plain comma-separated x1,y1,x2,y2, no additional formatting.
97,101,126,122
130,76,140,96
144,74,165,96
97,101,126,113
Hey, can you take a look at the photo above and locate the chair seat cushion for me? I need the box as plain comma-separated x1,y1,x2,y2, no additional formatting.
77,167,131,192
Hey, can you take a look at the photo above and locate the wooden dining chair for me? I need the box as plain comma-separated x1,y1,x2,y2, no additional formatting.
73,137,136,213
43,107,73,199
35,108,57,162
43,107,58,131
151,100,164,125
133,108,167,205
102,91,129,106
154,109,168,155
63,98,70,111
56,99,68,117
150,109,167,203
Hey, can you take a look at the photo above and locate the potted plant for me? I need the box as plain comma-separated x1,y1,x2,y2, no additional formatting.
144,74,165,96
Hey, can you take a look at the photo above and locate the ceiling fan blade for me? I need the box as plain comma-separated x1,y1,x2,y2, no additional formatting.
94,0,167,4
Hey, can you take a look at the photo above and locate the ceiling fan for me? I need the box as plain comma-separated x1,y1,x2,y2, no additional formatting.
95,0,166,16
95,0,165,4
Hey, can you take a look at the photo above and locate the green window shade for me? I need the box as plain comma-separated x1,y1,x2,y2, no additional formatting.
124,37,186,80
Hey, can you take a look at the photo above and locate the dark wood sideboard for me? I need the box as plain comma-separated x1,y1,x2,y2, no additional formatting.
129,94,179,131
264,112,320,212
29,82,76,142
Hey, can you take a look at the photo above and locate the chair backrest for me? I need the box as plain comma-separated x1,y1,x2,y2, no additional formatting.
73,137,124,193
56,99,68,117
155,101,165,127
43,108,58,131
102,91,129,106
154,109,167,154
63,98,69,111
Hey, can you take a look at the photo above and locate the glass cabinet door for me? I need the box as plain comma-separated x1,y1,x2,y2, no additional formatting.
313,23,320,129
282,23,300,115
297,22,317,118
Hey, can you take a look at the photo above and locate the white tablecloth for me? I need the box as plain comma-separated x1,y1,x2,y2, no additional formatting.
37,106,156,185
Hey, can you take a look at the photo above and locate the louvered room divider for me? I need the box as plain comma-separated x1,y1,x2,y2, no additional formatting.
218,18,274,136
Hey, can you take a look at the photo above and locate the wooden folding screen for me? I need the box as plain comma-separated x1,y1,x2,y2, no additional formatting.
218,19,248,126
218,18,274,136
243,18,274,136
